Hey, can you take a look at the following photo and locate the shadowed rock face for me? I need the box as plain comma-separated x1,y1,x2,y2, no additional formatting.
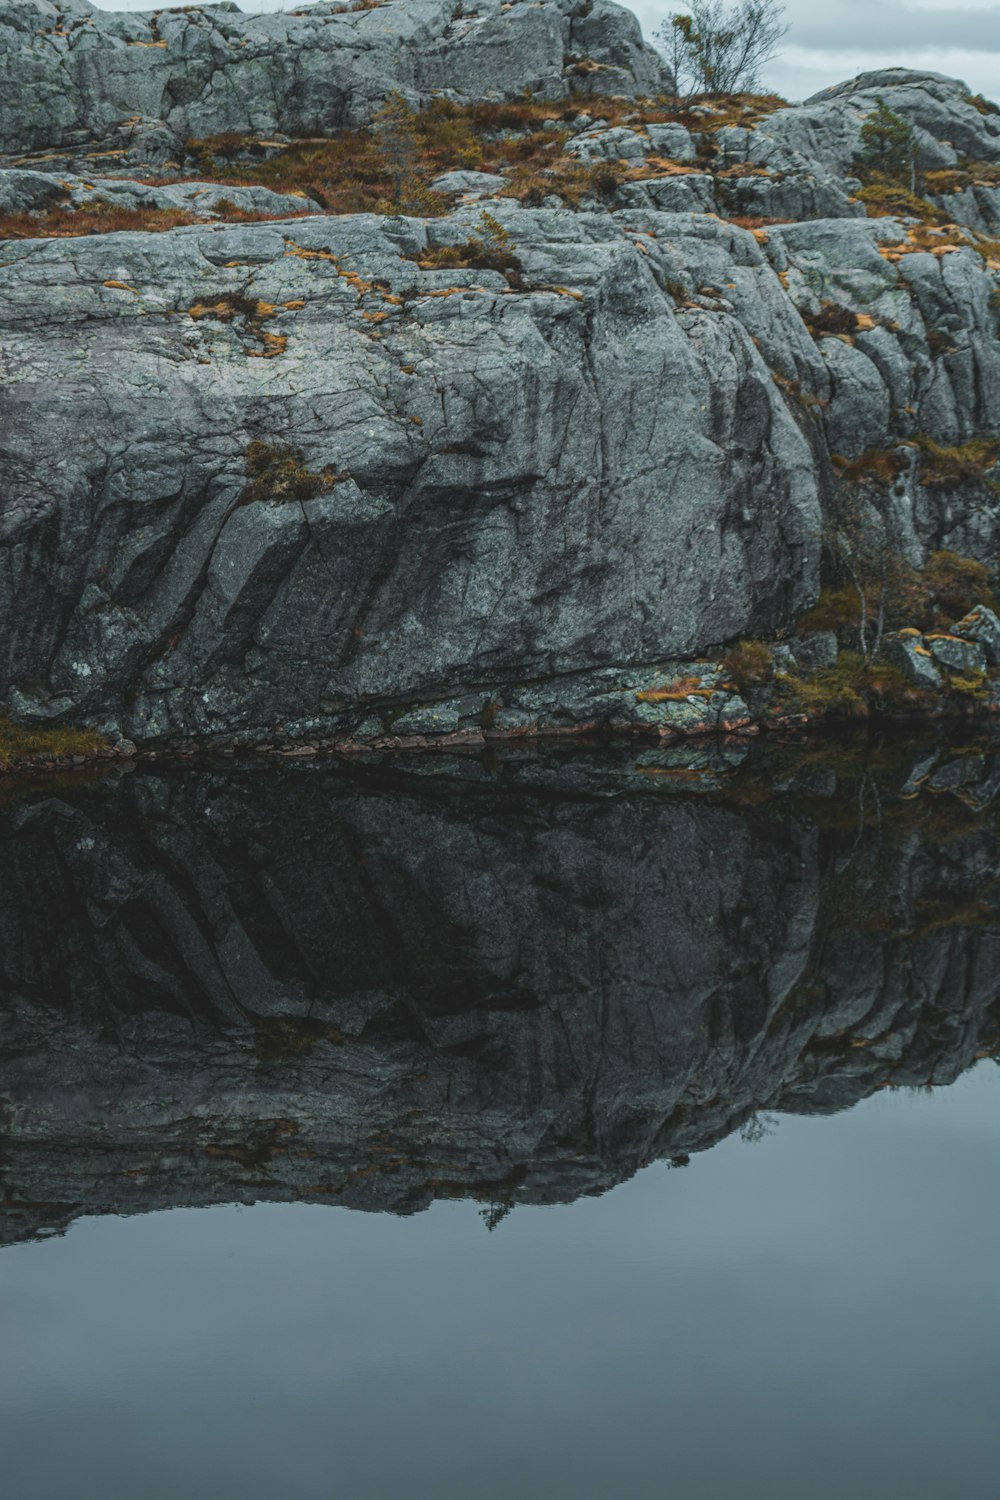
2,745,997,1247
2,201,998,745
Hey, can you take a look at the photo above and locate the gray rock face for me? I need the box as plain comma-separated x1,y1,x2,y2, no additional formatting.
0,206,823,743
0,166,317,220
804,70,1000,167
926,632,986,675
0,0,667,156
953,605,1000,665
1,198,997,744
885,632,943,688
711,72,1000,231
429,170,508,198
1,747,997,1245
0,42,998,747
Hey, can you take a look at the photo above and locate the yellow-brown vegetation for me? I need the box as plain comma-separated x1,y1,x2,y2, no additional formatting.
635,675,714,702
239,440,346,504
182,92,786,218
775,653,935,721
798,551,997,639
914,434,1000,491
0,716,108,771
721,638,773,693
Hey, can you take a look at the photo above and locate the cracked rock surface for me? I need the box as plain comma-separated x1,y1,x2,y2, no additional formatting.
0,0,666,155
0,11,998,748
2,202,997,744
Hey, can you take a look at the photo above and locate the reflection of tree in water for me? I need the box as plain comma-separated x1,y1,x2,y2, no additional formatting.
480,1199,514,1232
740,1113,779,1145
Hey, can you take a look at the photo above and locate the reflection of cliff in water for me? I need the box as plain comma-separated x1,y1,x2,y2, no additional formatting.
1,740,998,1247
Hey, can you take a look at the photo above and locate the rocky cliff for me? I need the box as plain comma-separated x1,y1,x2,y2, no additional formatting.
1,743,998,1245
0,0,666,152
1,4,999,749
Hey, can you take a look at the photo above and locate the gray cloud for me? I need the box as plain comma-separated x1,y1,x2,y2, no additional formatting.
785,0,1000,53
631,0,1000,97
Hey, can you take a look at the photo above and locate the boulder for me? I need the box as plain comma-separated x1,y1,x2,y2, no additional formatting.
430,170,508,197
565,125,650,163
926,633,987,676
884,632,943,689
644,123,696,163
790,632,839,671
0,167,317,220
952,606,1000,665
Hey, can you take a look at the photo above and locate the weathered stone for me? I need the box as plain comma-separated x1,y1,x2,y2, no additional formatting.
0,207,823,744
884,632,943,689
926,633,987,676
0,166,316,220
0,35,999,748
791,632,839,671
565,124,650,163
0,0,668,157
644,123,696,162
430,170,508,197
952,606,1000,666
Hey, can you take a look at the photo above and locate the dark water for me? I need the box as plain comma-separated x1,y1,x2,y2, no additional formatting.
1,737,998,1498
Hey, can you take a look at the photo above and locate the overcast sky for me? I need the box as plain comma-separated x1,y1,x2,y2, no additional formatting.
87,0,1000,102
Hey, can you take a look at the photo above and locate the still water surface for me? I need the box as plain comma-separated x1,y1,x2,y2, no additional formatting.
1,740,999,1498
2,1065,997,1500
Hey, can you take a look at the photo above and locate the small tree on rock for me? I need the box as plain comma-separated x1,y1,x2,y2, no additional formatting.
656,0,788,99
854,97,918,191
373,91,421,207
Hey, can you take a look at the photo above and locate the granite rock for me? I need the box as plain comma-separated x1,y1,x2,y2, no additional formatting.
0,0,668,156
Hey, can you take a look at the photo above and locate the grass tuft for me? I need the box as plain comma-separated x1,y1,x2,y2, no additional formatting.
0,717,108,770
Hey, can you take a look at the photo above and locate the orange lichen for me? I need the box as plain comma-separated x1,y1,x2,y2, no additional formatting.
636,676,711,703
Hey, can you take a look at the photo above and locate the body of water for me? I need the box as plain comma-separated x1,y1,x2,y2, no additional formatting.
1,738,998,1498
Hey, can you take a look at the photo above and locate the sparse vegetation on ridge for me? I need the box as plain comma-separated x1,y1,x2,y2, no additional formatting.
179,91,787,217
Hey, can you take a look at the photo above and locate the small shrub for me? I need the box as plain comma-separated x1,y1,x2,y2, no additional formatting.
240,440,343,504
777,652,933,721
857,177,943,223
188,291,264,321
854,98,916,185
587,164,622,201
721,638,773,693
914,434,1000,490
412,211,521,274
796,586,864,635
896,549,997,628
831,448,906,487
925,326,958,358
803,301,860,338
